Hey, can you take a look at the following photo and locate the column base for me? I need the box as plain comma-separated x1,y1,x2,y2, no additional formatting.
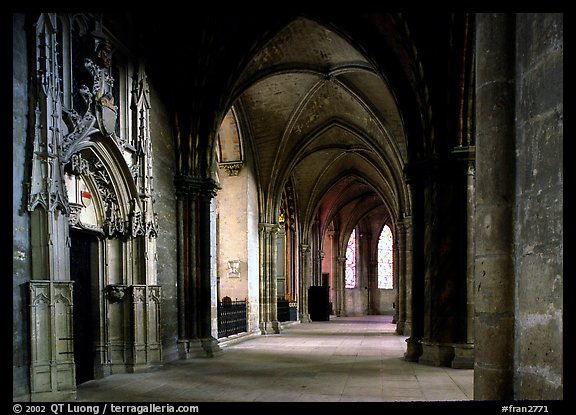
403,321,413,337
299,312,312,323
201,336,223,357
178,338,222,358
419,341,455,367
451,342,475,369
271,320,282,334
395,320,405,335
178,339,204,359
127,362,163,373
404,337,422,362
94,363,112,379
259,320,280,334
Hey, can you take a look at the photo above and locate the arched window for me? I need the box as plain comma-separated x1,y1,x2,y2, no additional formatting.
377,225,394,289
345,229,357,288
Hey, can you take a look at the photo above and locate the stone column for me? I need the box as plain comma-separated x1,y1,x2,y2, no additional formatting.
465,162,475,344
392,228,400,323
403,174,423,362
473,13,515,400
336,256,347,316
174,176,221,358
395,218,411,335
188,189,200,341
258,224,270,334
175,189,188,346
451,149,476,369
299,244,312,322
276,226,286,299
174,178,200,357
258,223,281,333
311,221,321,286
420,154,473,368
198,180,222,355
328,230,339,315
270,226,280,333
418,158,461,367
318,250,325,285
448,12,476,369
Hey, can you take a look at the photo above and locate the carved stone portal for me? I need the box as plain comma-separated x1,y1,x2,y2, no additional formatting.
27,13,162,401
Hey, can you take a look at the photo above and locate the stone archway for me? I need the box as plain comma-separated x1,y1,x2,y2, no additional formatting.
65,138,162,377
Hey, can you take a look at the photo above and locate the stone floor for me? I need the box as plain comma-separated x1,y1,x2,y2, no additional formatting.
77,315,474,403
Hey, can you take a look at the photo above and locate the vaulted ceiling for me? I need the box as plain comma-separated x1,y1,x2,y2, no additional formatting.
129,12,464,242
228,16,408,241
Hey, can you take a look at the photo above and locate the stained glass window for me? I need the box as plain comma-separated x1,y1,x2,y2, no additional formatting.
378,225,393,289
345,229,357,288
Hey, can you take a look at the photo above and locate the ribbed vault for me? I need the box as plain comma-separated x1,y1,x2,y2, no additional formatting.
229,16,409,240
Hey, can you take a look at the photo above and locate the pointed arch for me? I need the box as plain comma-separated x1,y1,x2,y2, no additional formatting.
377,224,394,289
344,228,357,289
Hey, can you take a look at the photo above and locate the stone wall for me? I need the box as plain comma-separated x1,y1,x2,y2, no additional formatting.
513,13,563,400
344,288,367,316
371,289,396,315
217,167,249,302
215,135,260,333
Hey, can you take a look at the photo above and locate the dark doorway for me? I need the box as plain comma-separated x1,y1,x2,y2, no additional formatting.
308,285,330,321
69,228,95,385
321,272,329,287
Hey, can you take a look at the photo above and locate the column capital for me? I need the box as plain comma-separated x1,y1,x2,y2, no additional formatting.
452,145,475,161
174,175,220,199
218,161,244,177
452,145,476,177
398,215,413,231
300,244,310,254
337,256,347,264
200,178,220,199
258,222,280,235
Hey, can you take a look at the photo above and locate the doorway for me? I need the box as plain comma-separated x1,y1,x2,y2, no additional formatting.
69,228,96,385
